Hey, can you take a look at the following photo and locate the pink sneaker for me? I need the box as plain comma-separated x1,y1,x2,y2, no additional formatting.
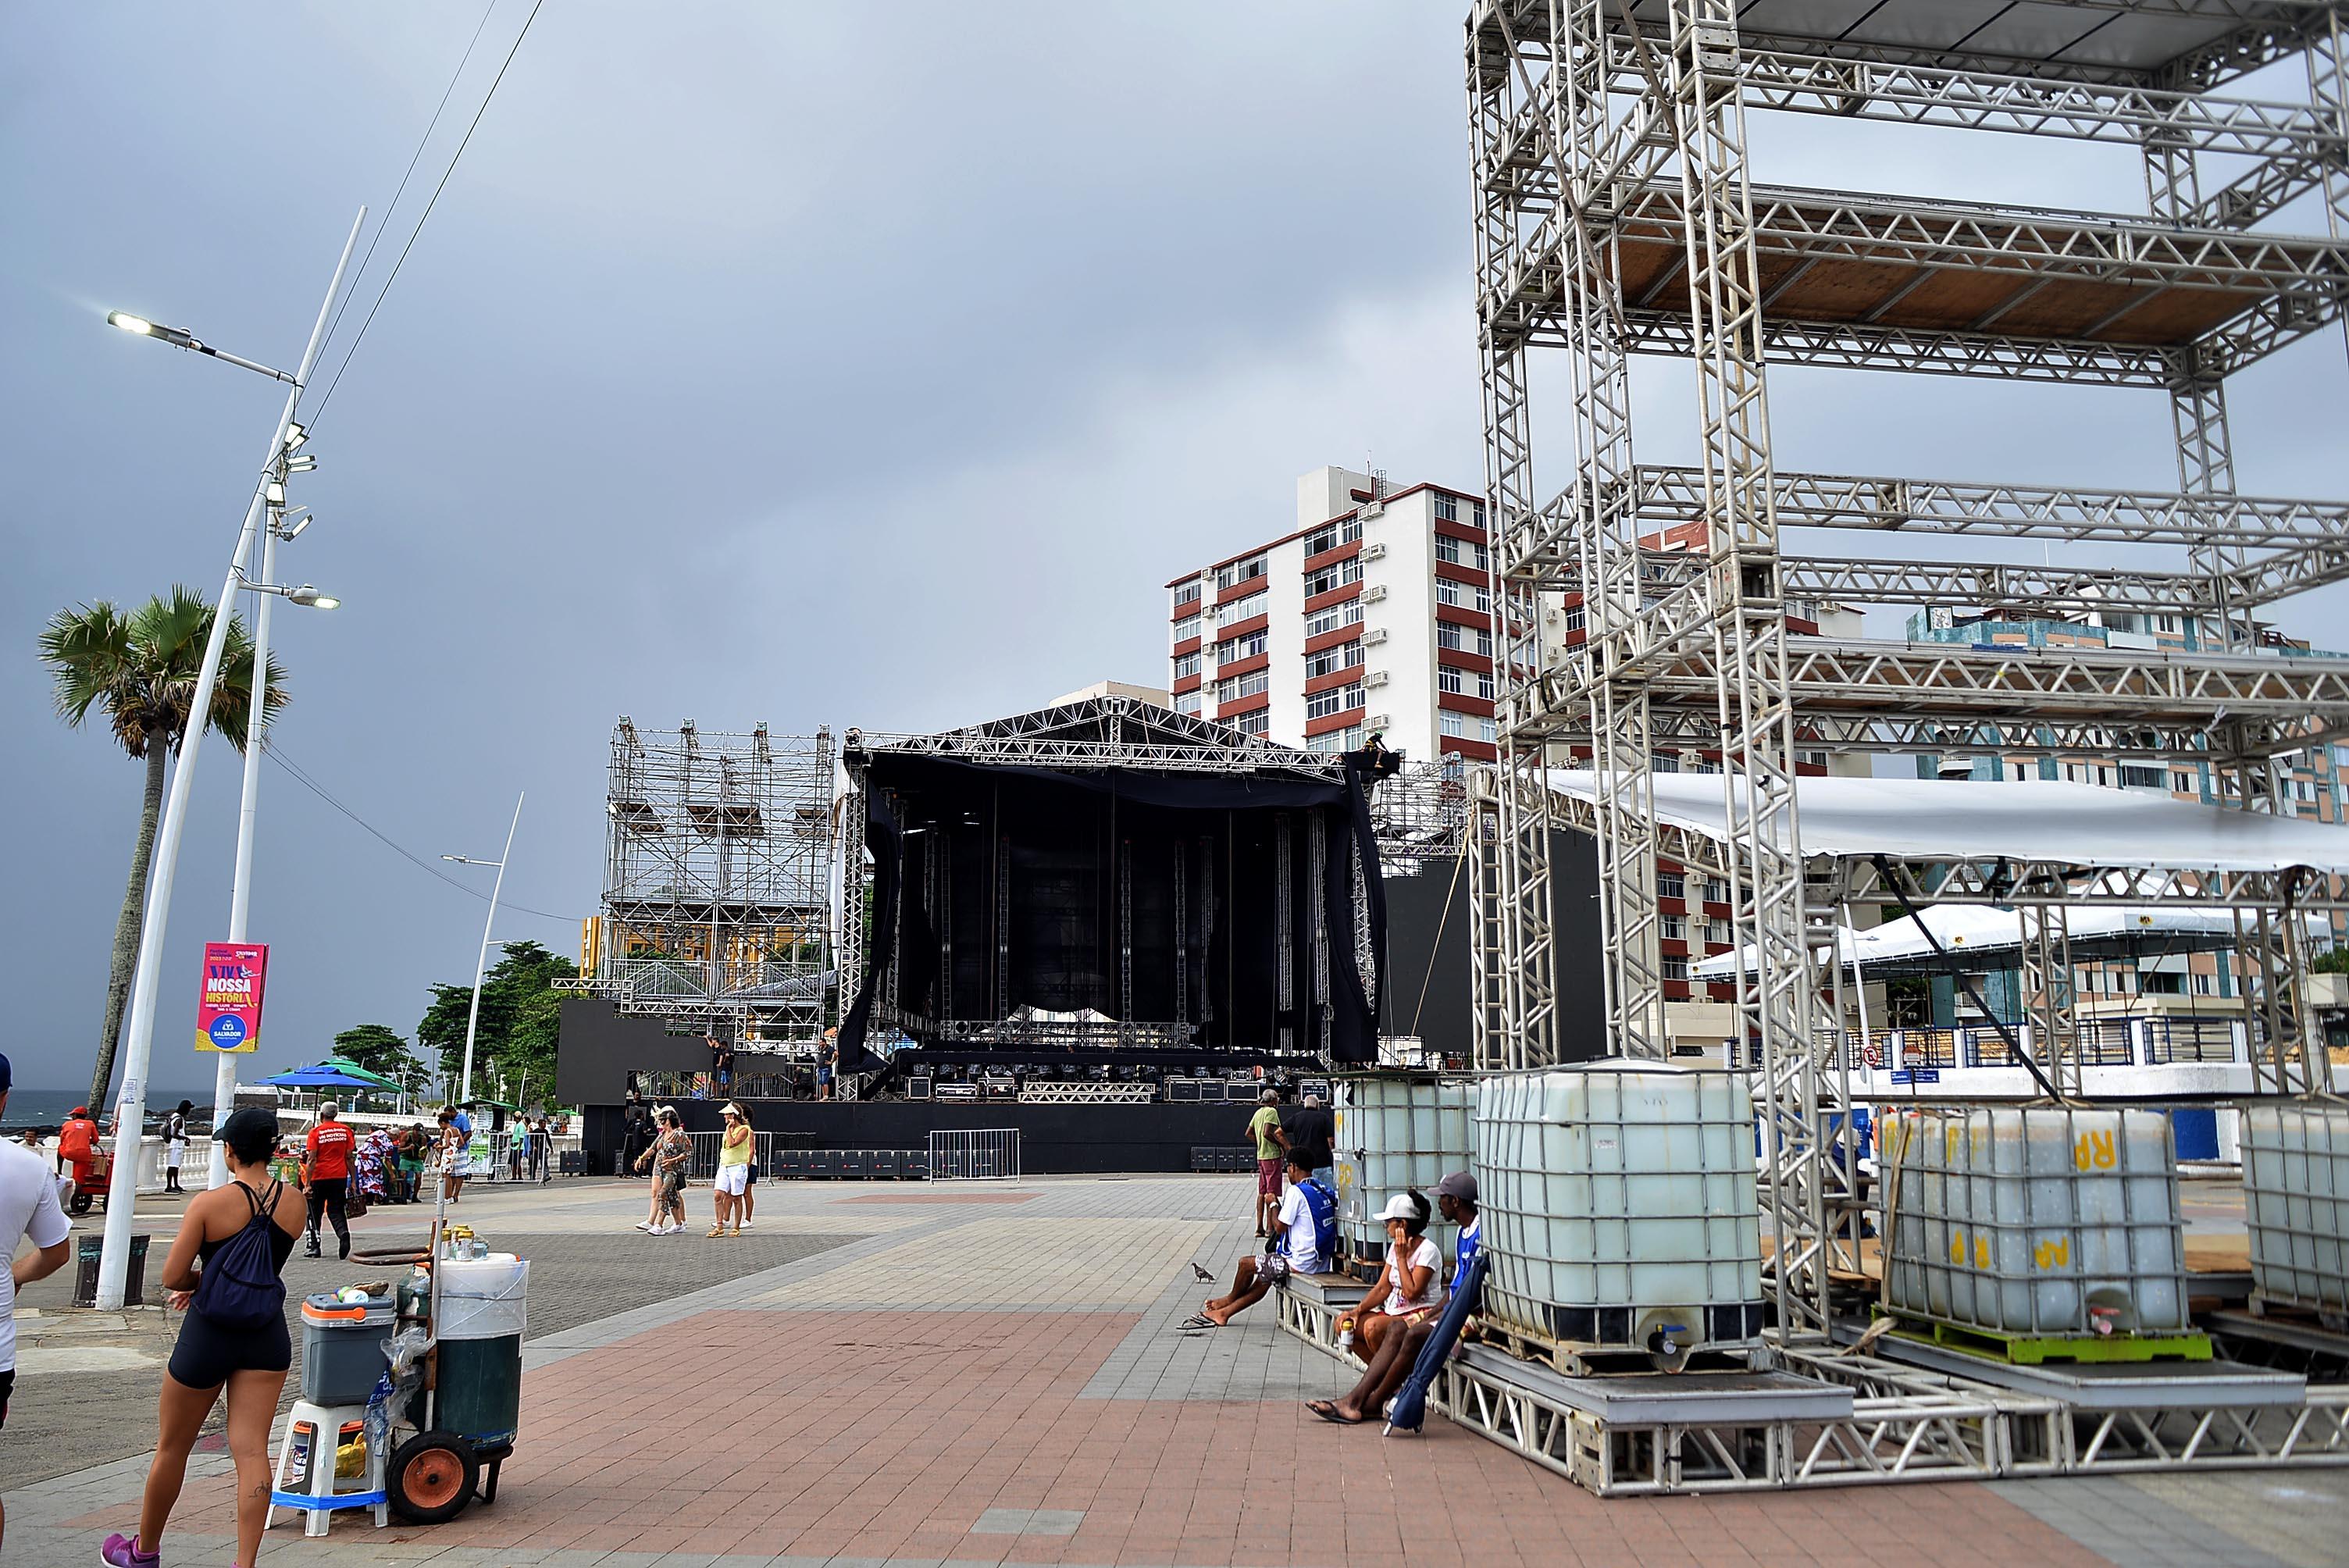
100,1533,159,1568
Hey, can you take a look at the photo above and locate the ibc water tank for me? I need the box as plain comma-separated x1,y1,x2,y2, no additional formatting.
1335,1076,1472,1277
1474,1062,1765,1370
2242,1101,2349,1320
1878,1107,2187,1341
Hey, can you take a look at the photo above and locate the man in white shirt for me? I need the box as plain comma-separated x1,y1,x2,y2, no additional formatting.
0,1052,76,1552
1185,1153,1335,1328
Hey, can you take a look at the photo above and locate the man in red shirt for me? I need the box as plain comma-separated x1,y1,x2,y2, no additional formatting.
55,1107,99,1203
301,1103,355,1260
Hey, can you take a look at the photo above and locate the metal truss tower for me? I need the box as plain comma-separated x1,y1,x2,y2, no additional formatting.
1468,0,2349,1336
576,718,836,1045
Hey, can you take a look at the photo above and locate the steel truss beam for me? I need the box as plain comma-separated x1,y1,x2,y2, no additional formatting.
1527,706,2349,761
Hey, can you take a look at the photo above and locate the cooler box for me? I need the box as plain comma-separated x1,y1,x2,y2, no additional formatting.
300,1290,394,1405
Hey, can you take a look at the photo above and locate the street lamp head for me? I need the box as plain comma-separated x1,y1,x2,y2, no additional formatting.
287,584,339,610
107,311,155,336
283,422,310,454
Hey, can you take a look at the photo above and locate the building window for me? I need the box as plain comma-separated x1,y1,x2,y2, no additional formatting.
2192,971,2215,996
1436,533,1492,572
2119,764,2164,789
1172,615,1200,645
1662,955,1690,982
1174,691,1200,716
1172,651,1200,680
1232,708,1271,736
1662,914,1687,941
1561,604,1586,633
1436,578,1491,612
1215,669,1270,704
1438,665,1465,696
1303,558,1363,598
1215,555,1267,594
1477,718,1497,743
1477,669,1496,701
1436,622,1493,656
1304,642,1363,680
1471,501,1487,529
1305,515,1362,556
1216,590,1267,631
2173,771,2198,793
1215,628,1267,665
1435,493,1460,522
1658,872,1685,900
1706,878,1729,904
1306,725,1364,754
1306,682,1363,721
1172,583,1200,611
1440,711,1464,738
1305,600,1364,638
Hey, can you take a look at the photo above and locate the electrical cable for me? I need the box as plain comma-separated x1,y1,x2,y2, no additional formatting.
260,739,577,925
308,0,547,426
314,0,504,369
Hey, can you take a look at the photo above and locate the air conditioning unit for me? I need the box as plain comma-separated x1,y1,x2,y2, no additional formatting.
1363,542,1388,561
1363,627,1388,647
1364,670,1390,690
1367,714,1393,731
1363,585,1388,604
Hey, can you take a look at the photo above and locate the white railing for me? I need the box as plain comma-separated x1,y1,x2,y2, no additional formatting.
928,1128,1020,1181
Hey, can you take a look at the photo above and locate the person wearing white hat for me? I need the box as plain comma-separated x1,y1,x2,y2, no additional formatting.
1306,1189,1440,1424
1310,1173,1475,1425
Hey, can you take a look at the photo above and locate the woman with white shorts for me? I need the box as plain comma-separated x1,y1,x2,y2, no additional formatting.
710,1103,753,1238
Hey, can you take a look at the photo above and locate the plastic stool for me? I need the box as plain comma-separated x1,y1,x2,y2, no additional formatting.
267,1400,387,1537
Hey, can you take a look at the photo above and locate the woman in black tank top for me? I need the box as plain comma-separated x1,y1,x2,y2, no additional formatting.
102,1109,304,1568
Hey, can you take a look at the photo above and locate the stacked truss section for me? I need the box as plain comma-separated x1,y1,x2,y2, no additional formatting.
577,718,835,1044
1467,0,2349,1338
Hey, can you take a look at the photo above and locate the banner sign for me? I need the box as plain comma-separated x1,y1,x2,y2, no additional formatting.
194,942,269,1053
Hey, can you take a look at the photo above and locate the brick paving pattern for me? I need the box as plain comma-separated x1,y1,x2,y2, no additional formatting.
4,1173,2344,1567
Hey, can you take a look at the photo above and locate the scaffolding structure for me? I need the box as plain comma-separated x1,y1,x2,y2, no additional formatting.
574,718,835,1045
1467,0,2349,1344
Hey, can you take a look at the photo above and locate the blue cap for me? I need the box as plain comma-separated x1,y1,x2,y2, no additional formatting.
0,1052,11,1092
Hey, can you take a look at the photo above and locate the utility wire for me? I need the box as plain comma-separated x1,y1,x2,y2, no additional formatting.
308,0,548,426
315,0,504,369
260,738,578,925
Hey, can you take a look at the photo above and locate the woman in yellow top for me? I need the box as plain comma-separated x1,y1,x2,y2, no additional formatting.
711,1103,754,1238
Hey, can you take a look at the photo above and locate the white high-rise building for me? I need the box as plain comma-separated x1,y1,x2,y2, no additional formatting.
1164,466,1498,767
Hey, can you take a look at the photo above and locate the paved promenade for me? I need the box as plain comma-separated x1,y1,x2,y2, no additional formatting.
5,1174,2342,1567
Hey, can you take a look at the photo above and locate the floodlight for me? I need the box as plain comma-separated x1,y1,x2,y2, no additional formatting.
287,584,339,609
107,312,156,336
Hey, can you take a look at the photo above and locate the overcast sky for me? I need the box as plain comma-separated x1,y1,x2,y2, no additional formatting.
5,5,2344,1092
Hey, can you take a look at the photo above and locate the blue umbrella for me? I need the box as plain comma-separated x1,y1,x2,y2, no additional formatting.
1385,1249,1488,1435
262,1062,394,1091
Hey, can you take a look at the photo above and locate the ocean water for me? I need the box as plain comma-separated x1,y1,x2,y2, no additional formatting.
0,1089,217,1133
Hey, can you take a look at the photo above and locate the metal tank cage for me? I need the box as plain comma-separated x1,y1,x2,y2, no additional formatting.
1466,0,2349,1338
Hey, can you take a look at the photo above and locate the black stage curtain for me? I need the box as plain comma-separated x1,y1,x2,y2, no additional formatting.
836,755,1384,1069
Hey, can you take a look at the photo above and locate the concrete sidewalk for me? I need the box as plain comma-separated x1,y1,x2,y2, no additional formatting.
5,1174,2342,1567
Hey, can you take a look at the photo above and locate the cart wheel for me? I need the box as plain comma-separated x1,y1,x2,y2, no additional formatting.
388,1431,477,1523
68,1187,92,1217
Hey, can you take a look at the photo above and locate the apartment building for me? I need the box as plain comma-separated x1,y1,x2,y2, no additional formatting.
1165,466,1501,765
1910,605,2349,1012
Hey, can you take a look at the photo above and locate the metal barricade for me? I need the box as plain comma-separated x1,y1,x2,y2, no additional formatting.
928,1128,1020,1181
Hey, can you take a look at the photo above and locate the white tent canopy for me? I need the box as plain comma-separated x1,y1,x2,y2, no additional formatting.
1691,903,2329,981
1549,772,2349,875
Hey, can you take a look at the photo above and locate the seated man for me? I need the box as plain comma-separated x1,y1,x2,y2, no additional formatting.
1310,1170,1480,1424
1185,1153,1334,1328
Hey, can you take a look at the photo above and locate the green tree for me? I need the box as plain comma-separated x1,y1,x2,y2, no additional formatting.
40,589,287,1110
332,1023,425,1090
415,940,577,1103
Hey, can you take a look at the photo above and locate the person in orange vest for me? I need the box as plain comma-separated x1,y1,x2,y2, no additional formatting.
56,1107,100,1204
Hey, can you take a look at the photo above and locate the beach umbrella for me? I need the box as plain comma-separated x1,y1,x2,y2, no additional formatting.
262,1061,394,1091
1385,1250,1487,1436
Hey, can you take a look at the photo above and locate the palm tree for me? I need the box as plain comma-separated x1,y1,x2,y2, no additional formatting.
39,588,287,1110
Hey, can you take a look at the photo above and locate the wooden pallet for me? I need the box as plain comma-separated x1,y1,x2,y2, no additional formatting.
1485,1323,1766,1379
1874,1309,2212,1366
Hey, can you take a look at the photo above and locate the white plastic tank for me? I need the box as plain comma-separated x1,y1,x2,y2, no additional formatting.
1335,1076,1472,1275
1878,1107,2187,1341
1474,1062,1764,1369
2242,1102,2349,1319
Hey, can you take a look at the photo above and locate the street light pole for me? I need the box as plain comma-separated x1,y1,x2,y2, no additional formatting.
92,208,365,1309
446,793,524,1107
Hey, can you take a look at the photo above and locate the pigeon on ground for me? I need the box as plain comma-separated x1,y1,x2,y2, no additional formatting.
1191,1263,1215,1282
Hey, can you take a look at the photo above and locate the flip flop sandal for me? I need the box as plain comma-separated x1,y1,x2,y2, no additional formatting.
1310,1402,1369,1425
1177,1313,1218,1331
